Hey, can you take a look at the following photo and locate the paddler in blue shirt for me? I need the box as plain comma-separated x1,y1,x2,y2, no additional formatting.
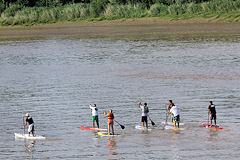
23,113,35,136
208,101,217,127
89,104,99,128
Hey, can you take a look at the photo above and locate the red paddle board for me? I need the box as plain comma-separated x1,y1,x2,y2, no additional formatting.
81,126,107,131
202,122,223,130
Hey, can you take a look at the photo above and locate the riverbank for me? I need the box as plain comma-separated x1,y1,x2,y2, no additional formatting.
1,17,240,40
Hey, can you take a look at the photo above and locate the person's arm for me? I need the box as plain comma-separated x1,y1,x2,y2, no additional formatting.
23,117,27,128
89,104,92,109
168,108,172,115
104,112,107,117
138,102,141,108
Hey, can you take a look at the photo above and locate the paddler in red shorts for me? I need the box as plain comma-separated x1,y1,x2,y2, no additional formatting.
104,109,114,135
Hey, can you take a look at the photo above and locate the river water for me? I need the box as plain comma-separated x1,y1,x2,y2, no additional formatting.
0,34,240,159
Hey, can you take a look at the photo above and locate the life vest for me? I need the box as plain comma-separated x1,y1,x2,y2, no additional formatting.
142,106,149,113
107,113,114,120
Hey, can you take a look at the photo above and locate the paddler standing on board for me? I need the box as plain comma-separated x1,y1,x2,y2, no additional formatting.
104,109,114,135
89,104,99,128
138,102,149,129
23,113,34,136
167,104,180,129
208,101,217,127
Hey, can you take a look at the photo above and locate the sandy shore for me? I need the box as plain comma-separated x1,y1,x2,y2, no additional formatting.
1,18,240,40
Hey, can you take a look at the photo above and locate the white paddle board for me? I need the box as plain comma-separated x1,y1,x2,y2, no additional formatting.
164,125,185,130
135,125,152,131
14,133,46,140
161,122,184,126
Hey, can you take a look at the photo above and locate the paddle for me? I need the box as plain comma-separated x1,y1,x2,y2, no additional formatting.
163,105,169,129
23,117,25,134
148,115,155,126
114,120,125,129
208,112,210,127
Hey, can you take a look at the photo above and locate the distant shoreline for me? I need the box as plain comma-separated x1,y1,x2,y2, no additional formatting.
1,18,240,40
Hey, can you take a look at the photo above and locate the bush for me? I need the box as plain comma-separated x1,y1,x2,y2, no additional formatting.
1,4,23,18
104,4,147,19
149,3,168,16
90,0,109,17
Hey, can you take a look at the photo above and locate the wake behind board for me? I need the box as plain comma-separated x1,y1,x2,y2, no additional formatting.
135,125,152,131
161,122,184,126
81,126,107,131
164,125,185,130
202,122,223,130
14,133,46,140
97,132,120,137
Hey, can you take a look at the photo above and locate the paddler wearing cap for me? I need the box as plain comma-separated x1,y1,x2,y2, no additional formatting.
23,113,35,136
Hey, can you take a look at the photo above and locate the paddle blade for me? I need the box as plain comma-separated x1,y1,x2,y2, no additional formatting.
120,125,125,129
151,120,155,126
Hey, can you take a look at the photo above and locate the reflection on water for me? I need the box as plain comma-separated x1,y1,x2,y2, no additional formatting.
107,137,117,156
24,140,35,153
0,35,240,159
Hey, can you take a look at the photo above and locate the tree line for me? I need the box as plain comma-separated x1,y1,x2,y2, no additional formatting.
1,0,215,7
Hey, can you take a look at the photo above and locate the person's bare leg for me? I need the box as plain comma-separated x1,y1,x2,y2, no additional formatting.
174,121,176,129
108,124,110,135
111,123,114,135
92,122,95,128
142,122,145,129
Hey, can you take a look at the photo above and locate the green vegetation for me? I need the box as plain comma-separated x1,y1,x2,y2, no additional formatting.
1,0,240,25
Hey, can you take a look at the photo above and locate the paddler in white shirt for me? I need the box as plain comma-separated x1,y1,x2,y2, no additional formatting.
89,104,99,128
138,102,149,129
168,104,180,129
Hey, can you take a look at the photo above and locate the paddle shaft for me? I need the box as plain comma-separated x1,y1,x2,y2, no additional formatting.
163,105,169,129
208,113,209,126
23,118,25,134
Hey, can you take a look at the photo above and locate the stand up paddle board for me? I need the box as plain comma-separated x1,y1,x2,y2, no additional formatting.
164,125,185,130
81,126,107,131
97,132,120,137
202,122,223,130
135,125,152,131
161,122,184,126
14,133,46,140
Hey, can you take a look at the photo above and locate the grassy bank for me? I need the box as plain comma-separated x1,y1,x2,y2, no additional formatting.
1,0,240,25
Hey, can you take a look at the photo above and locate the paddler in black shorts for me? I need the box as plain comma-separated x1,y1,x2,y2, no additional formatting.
208,101,217,127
